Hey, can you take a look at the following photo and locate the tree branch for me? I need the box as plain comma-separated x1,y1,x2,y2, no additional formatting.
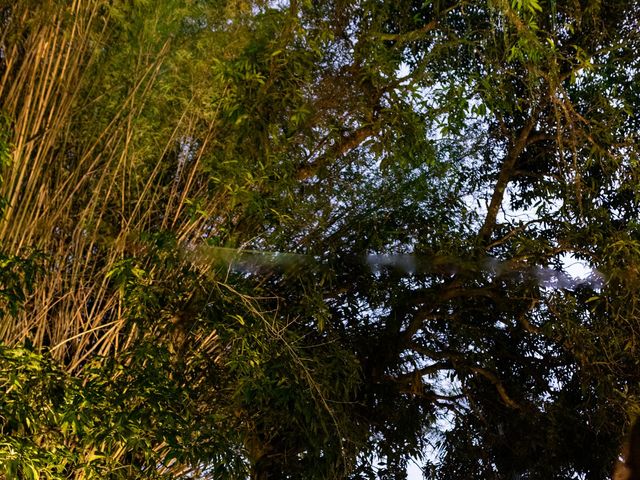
477,116,537,246
469,366,522,410
295,125,377,180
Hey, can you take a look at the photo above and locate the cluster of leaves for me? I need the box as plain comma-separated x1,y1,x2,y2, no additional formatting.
0,342,249,479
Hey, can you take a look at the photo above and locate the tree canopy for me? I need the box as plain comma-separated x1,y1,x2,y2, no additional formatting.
1,0,639,478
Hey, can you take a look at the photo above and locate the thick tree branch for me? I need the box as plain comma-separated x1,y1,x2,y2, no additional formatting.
406,342,523,409
477,116,537,246
373,20,438,45
469,366,522,410
295,125,377,180
401,286,503,343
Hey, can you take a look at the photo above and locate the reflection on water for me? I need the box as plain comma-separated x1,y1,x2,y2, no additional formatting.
365,253,603,290
190,245,604,291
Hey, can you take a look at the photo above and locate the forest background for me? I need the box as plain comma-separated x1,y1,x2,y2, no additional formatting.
0,0,639,478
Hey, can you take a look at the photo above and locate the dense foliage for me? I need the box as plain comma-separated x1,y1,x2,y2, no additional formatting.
1,0,639,478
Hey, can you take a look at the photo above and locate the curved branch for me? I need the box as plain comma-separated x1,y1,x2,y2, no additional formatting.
477,115,537,246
